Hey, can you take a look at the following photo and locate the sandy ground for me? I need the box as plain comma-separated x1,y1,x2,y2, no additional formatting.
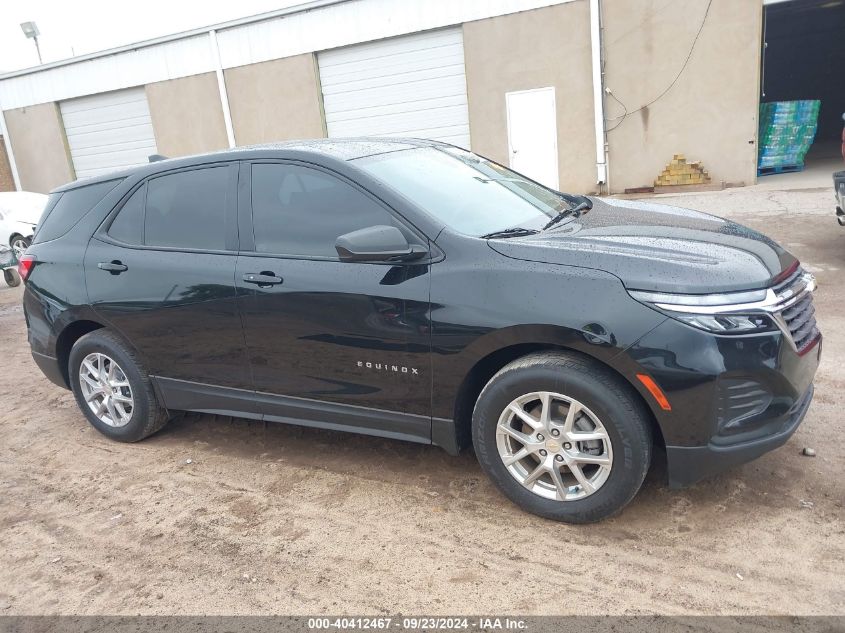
0,185,842,616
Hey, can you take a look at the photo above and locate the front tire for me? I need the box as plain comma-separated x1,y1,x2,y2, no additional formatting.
10,235,30,258
69,329,170,442
472,351,652,523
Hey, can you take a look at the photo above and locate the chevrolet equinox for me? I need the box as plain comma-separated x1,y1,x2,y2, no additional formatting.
21,139,821,523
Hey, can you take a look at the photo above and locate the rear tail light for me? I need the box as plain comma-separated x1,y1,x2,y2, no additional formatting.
18,254,35,282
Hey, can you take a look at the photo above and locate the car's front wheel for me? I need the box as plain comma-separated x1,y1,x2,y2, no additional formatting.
69,329,170,442
472,351,652,523
10,235,30,258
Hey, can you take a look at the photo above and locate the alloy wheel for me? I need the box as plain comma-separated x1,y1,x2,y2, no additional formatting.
78,352,134,427
11,238,29,258
495,391,613,501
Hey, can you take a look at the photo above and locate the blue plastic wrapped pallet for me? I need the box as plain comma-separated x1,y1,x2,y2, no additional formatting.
758,100,820,175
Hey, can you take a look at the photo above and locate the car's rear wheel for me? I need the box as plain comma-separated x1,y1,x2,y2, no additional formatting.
69,329,170,442
3,268,20,287
472,351,652,523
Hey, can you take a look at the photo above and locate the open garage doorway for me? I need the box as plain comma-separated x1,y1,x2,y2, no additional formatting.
760,0,845,186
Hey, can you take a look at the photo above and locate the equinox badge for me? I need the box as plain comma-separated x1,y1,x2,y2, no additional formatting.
357,361,419,375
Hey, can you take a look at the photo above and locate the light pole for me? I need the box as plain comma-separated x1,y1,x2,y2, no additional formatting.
20,22,42,65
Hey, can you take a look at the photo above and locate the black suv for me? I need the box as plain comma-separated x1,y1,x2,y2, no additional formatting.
21,139,821,523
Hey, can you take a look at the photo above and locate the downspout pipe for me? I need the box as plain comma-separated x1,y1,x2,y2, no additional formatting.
208,29,236,149
589,0,609,191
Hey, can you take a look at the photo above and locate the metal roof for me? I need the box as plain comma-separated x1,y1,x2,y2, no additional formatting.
0,0,571,110
0,0,350,81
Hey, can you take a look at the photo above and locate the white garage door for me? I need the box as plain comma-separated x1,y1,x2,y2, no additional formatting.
60,87,157,179
318,28,471,148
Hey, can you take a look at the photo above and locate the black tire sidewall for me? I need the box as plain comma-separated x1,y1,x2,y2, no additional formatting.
4,269,20,287
69,332,154,442
473,357,651,523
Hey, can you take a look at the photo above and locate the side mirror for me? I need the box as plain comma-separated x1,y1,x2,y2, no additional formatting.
335,225,427,263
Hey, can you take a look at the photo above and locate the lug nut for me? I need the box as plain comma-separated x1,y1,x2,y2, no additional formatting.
555,455,564,462
563,442,572,450
539,449,547,456
537,434,544,441
551,429,560,437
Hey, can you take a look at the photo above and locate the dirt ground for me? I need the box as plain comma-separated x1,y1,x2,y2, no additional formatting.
0,185,842,616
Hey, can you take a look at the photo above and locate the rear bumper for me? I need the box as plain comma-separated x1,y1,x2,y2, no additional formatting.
665,383,813,487
31,351,68,389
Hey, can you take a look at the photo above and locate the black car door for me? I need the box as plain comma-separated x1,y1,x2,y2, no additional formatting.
235,160,434,443
84,163,254,410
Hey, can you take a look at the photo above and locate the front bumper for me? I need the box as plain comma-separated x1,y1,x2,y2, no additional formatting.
666,384,813,487
623,315,821,487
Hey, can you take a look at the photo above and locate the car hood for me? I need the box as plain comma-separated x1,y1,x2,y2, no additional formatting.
487,197,797,294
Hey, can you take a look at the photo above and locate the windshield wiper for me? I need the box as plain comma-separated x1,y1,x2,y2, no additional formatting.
473,176,524,183
480,227,540,239
542,196,593,231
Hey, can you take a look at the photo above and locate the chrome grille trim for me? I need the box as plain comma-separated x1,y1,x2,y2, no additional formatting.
650,267,819,352
772,271,819,353
652,272,815,315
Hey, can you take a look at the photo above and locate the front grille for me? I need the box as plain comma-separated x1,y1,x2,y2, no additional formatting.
773,267,820,353
781,294,818,352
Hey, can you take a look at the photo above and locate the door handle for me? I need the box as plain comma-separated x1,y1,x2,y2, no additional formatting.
98,261,128,273
242,272,283,286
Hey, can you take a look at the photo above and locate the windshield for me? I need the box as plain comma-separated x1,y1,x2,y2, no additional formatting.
353,146,571,236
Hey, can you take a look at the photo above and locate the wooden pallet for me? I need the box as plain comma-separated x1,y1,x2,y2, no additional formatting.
758,164,804,176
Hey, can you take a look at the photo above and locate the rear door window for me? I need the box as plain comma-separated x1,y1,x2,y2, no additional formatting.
144,167,228,250
107,184,145,245
33,180,121,244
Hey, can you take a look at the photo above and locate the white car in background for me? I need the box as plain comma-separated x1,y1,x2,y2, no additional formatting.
0,192,47,256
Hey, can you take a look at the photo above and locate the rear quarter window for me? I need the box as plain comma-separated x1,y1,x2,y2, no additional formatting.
33,179,121,244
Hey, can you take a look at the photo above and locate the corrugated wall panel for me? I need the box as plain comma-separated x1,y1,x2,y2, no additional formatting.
319,29,471,148
217,0,571,70
60,88,158,179
0,36,211,111
0,0,573,110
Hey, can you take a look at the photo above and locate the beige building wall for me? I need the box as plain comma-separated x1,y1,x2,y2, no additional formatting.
3,103,74,193
0,137,13,192
145,73,230,157
463,1,598,194
602,0,763,192
225,54,326,145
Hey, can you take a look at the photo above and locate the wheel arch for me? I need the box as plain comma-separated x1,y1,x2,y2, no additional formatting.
55,319,108,387
450,341,665,454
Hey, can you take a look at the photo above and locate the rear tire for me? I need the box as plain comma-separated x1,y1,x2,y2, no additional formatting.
3,268,20,287
69,329,170,442
472,351,652,523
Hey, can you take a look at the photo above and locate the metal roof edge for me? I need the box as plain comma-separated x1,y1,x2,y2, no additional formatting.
0,0,351,81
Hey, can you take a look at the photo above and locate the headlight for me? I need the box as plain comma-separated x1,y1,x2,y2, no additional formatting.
664,313,774,333
628,288,777,334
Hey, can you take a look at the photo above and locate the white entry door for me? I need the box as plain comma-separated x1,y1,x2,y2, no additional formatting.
506,87,559,190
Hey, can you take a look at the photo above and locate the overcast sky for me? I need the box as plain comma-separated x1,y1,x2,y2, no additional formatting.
1,0,307,73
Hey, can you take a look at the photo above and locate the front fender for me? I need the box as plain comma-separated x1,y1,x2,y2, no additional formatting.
429,250,667,420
